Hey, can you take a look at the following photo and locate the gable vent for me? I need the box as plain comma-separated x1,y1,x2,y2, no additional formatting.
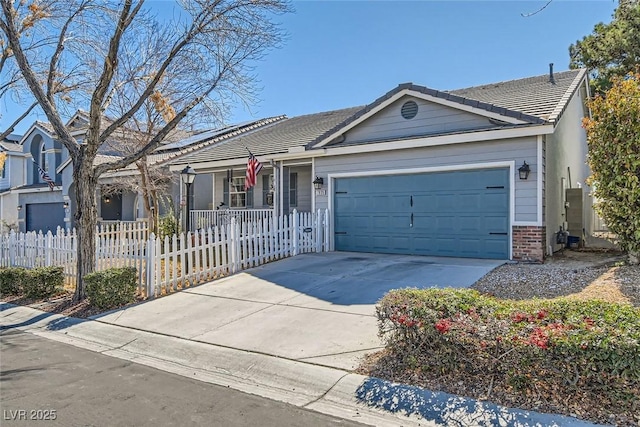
401,100,418,120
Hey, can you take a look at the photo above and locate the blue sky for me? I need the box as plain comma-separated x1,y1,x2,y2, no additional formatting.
1,1,618,135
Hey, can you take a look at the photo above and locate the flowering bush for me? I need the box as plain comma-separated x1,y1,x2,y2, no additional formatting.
376,288,640,418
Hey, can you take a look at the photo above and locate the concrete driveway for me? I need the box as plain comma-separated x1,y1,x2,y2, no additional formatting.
96,252,503,371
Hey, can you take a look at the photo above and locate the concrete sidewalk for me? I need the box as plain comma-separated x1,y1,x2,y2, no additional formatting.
1,309,600,426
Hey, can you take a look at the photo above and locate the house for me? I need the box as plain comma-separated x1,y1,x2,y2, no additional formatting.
168,67,593,262
0,111,284,233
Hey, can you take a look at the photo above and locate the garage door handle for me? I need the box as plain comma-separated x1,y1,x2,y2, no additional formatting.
489,232,508,235
410,213,413,228
410,195,413,207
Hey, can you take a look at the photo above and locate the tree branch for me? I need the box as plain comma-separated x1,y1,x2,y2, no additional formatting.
0,0,79,158
0,100,37,140
521,0,553,18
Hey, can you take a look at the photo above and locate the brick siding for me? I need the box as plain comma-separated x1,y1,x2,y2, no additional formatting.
512,226,545,262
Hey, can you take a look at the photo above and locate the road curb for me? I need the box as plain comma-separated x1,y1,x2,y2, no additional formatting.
1,303,602,427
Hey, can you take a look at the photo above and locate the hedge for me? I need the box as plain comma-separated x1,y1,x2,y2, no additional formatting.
376,288,640,415
84,267,137,310
0,267,27,296
23,266,65,299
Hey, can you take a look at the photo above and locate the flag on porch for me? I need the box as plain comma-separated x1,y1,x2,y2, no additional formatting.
244,150,263,190
33,159,55,191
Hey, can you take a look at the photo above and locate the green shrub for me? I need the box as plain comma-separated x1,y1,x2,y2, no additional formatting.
376,288,640,416
85,267,137,310
23,266,64,299
0,267,27,296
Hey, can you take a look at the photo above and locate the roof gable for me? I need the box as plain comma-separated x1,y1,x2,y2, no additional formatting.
334,94,521,147
310,68,586,149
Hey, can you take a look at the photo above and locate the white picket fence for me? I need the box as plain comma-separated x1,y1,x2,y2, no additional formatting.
190,208,274,232
97,220,149,241
0,209,330,297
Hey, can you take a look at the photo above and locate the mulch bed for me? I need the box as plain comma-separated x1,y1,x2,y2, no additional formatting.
1,292,142,318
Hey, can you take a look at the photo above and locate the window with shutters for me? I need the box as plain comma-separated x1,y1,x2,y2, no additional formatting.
289,172,297,207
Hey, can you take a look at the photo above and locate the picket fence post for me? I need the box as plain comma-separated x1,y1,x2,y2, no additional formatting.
9,230,15,266
292,209,299,256
146,233,156,298
323,208,330,252
45,231,53,266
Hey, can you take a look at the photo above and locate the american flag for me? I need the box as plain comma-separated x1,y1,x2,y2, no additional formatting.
33,160,55,191
244,151,263,191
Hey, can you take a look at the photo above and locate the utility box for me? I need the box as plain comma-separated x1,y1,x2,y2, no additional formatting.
565,188,584,240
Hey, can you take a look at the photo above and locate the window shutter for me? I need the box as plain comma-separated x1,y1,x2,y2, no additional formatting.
223,178,229,206
247,186,253,208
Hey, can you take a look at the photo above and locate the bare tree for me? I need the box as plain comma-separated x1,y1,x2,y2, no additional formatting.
1,0,289,300
0,0,91,139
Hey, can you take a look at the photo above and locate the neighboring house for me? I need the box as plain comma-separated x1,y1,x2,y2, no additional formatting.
169,67,593,262
0,111,284,233
0,133,25,231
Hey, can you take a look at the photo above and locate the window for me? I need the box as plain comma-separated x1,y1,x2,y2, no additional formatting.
40,142,48,178
223,177,253,208
289,172,297,207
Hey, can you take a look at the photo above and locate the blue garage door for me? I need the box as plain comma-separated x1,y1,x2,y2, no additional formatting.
334,168,509,259
26,203,65,233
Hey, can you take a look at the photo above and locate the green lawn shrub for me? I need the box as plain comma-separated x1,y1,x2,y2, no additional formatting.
377,288,640,414
85,267,137,310
23,266,64,299
0,267,27,296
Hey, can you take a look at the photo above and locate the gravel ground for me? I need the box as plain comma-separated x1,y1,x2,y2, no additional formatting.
471,249,640,306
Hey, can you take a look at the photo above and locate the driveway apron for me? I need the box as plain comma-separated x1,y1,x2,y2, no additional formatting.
95,252,503,371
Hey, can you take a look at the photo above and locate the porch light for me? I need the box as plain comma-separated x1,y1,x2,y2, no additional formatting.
518,161,531,180
313,176,324,190
63,201,69,209
104,195,111,203
17,205,22,211
180,165,197,185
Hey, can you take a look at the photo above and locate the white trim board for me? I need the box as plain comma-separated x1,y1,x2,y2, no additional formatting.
327,161,515,259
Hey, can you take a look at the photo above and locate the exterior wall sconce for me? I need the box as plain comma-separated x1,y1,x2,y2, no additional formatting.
63,201,69,209
518,161,531,180
104,195,111,203
17,205,22,211
313,176,324,190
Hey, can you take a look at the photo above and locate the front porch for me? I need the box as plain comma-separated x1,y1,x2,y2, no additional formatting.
182,163,315,232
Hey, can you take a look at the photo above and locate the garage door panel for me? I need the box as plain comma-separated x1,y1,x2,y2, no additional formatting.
26,203,65,233
334,168,509,259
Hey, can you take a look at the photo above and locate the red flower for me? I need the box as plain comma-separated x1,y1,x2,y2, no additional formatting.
435,319,452,334
511,312,529,323
536,310,548,320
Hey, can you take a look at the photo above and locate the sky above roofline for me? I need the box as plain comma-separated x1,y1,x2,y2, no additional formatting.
0,1,617,137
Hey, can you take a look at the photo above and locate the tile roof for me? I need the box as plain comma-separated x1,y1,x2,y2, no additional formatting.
0,141,22,152
99,116,287,176
310,69,586,149
448,69,585,122
172,107,362,166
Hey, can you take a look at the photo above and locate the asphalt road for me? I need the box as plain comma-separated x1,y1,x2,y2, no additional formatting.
0,330,367,427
